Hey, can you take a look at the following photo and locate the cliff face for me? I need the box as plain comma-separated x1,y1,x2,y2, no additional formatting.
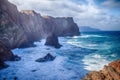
0,0,28,49
42,16,80,37
54,17,80,36
19,10,44,43
83,60,120,80
0,0,80,49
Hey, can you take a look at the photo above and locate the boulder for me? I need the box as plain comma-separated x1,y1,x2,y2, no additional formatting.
83,60,120,80
35,53,55,62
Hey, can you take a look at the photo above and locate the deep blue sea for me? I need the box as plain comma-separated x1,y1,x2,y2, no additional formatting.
0,31,120,80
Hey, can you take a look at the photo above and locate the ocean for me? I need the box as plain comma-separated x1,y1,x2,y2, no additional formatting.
0,31,120,80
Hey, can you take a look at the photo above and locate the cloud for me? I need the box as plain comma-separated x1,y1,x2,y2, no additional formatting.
8,0,120,31
102,0,120,9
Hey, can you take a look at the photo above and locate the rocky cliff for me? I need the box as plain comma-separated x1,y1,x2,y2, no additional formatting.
0,42,21,69
0,0,79,68
83,60,120,80
0,0,28,49
0,0,80,49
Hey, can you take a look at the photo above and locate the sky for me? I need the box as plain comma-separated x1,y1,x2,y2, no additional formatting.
9,0,120,31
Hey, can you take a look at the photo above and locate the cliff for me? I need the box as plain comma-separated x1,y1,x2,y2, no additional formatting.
83,60,120,80
0,0,28,49
0,0,80,49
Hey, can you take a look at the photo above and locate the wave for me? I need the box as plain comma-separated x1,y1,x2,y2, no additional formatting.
0,34,118,80
72,35,104,39
1,39,80,80
66,40,99,49
82,54,111,71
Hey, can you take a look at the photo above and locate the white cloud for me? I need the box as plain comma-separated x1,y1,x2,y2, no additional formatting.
8,0,120,31
102,0,120,8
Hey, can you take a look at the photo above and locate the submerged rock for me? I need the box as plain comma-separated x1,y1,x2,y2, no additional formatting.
83,60,120,80
35,53,55,62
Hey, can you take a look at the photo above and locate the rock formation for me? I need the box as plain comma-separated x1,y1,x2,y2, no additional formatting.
45,33,62,48
83,60,120,80
0,0,28,49
0,0,79,69
0,59,9,70
0,42,21,69
35,53,55,62
0,0,80,48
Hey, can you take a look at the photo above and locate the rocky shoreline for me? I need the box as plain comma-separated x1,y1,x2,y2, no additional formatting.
0,0,79,69
0,0,120,80
0,42,21,69
0,0,80,49
83,60,120,80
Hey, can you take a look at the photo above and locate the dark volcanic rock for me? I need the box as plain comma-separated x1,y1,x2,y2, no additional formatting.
0,42,15,61
12,55,21,61
0,60,9,70
83,60,120,80
35,53,55,62
0,42,21,69
45,34,62,48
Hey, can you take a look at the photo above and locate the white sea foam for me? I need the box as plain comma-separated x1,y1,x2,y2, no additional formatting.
80,35,103,38
87,44,97,47
83,54,111,71
0,36,115,80
67,40,98,49
110,54,117,57
0,39,80,80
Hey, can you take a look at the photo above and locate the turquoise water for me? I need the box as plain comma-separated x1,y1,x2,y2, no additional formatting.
0,31,120,80
63,31,120,71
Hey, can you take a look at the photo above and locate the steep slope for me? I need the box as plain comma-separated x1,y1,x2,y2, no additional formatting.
0,0,28,49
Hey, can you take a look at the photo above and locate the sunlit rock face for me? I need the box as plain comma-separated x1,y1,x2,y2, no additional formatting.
83,60,120,80
0,0,80,48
